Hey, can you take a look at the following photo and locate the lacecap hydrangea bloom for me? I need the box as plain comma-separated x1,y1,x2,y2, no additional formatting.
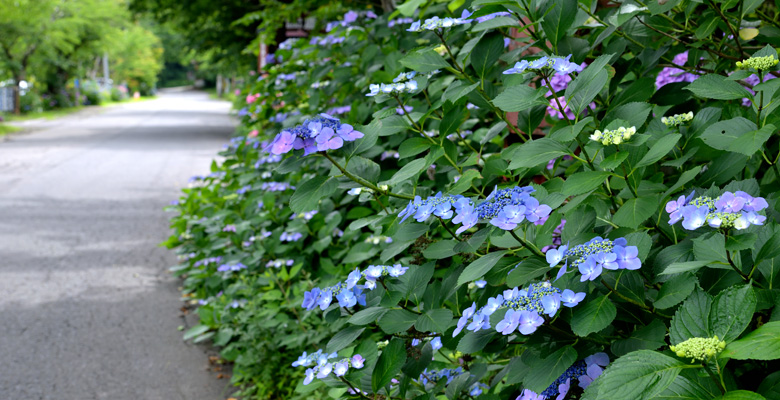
266,259,295,268
670,336,726,362
662,112,694,127
666,191,768,230
292,349,365,384
546,236,641,282
589,126,636,145
301,264,409,311
518,353,610,400
503,54,584,76
267,113,364,155
366,80,418,97
407,11,472,32
453,281,585,338
398,187,553,235
217,262,247,272
655,51,699,89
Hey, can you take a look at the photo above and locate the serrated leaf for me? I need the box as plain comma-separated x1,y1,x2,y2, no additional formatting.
386,158,428,186
348,307,389,325
570,295,617,337
612,196,658,229
713,391,767,400
457,250,507,286
378,309,419,334
661,260,712,275
524,346,577,392
585,350,688,400
449,169,482,195
414,309,453,333
504,137,571,169
611,319,667,357
541,0,577,49
686,74,751,100
399,50,450,73
670,289,714,344
636,134,681,168
562,171,610,196
506,257,549,287
654,274,697,309
599,151,628,170
372,338,407,392
711,284,756,342
290,176,338,213
327,326,365,353
444,81,479,104
399,137,431,159
471,32,504,80
721,321,780,360
492,85,548,112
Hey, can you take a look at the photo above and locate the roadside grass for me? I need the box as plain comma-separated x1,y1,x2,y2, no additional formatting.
0,124,22,136
2,107,84,122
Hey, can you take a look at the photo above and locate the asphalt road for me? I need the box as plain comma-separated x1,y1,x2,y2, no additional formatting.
0,89,236,399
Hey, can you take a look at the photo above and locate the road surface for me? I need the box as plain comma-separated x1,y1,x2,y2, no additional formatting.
0,89,236,399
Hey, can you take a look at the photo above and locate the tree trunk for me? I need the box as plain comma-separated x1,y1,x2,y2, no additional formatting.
13,73,23,115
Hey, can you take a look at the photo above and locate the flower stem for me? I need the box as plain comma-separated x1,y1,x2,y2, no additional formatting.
322,152,415,200
509,229,545,257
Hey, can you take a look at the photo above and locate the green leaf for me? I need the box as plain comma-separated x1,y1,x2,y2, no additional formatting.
399,49,451,73
457,250,507,286
670,289,714,344
570,295,617,337
635,134,681,168
612,196,659,229
443,81,479,104
414,309,453,333
471,32,504,80
396,0,425,16
662,166,702,198
685,74,751,100
440,104,466,137
604,102,652,129
721,321,780,360
711,284,756,342
661,260,713,275
693,232,728,264
386,158,428,186
378,309,419,334
565,54,612,115
756,229,780,263
611,319,667,357
423,240,458,259
549,116,593,143
523,346,578,393
541,0,577,49
654,273,697,309
726,233,758,251
713,391,767,400
348,307,388,325
562,171,610,196
758,371,780,399
290,176,338,213
399,138,431,159
327,326,365,353
457,329,496,354
599,151,629,170
492,85,547,112
372,338,407,392
506,257,549,287
449,169,482,195
585,350,688,400
728,124,776,156
183,324,210,341
503,137,570,169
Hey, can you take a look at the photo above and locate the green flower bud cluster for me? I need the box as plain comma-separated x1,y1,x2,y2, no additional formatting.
589,126,636,145
670,336,726,362
662,112,694,127
736,55,779,71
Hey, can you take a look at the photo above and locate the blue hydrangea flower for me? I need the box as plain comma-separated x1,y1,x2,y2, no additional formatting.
268,113,363,155
560,289,585,307
548,236,641,281
456,281,579,338
301,264,409,311
668,191,768,231
294,349,364,385
407,14,471,32
527,352,609,399
504,54,583,76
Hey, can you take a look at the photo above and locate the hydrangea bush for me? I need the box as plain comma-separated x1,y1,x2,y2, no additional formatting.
165,1,780,399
